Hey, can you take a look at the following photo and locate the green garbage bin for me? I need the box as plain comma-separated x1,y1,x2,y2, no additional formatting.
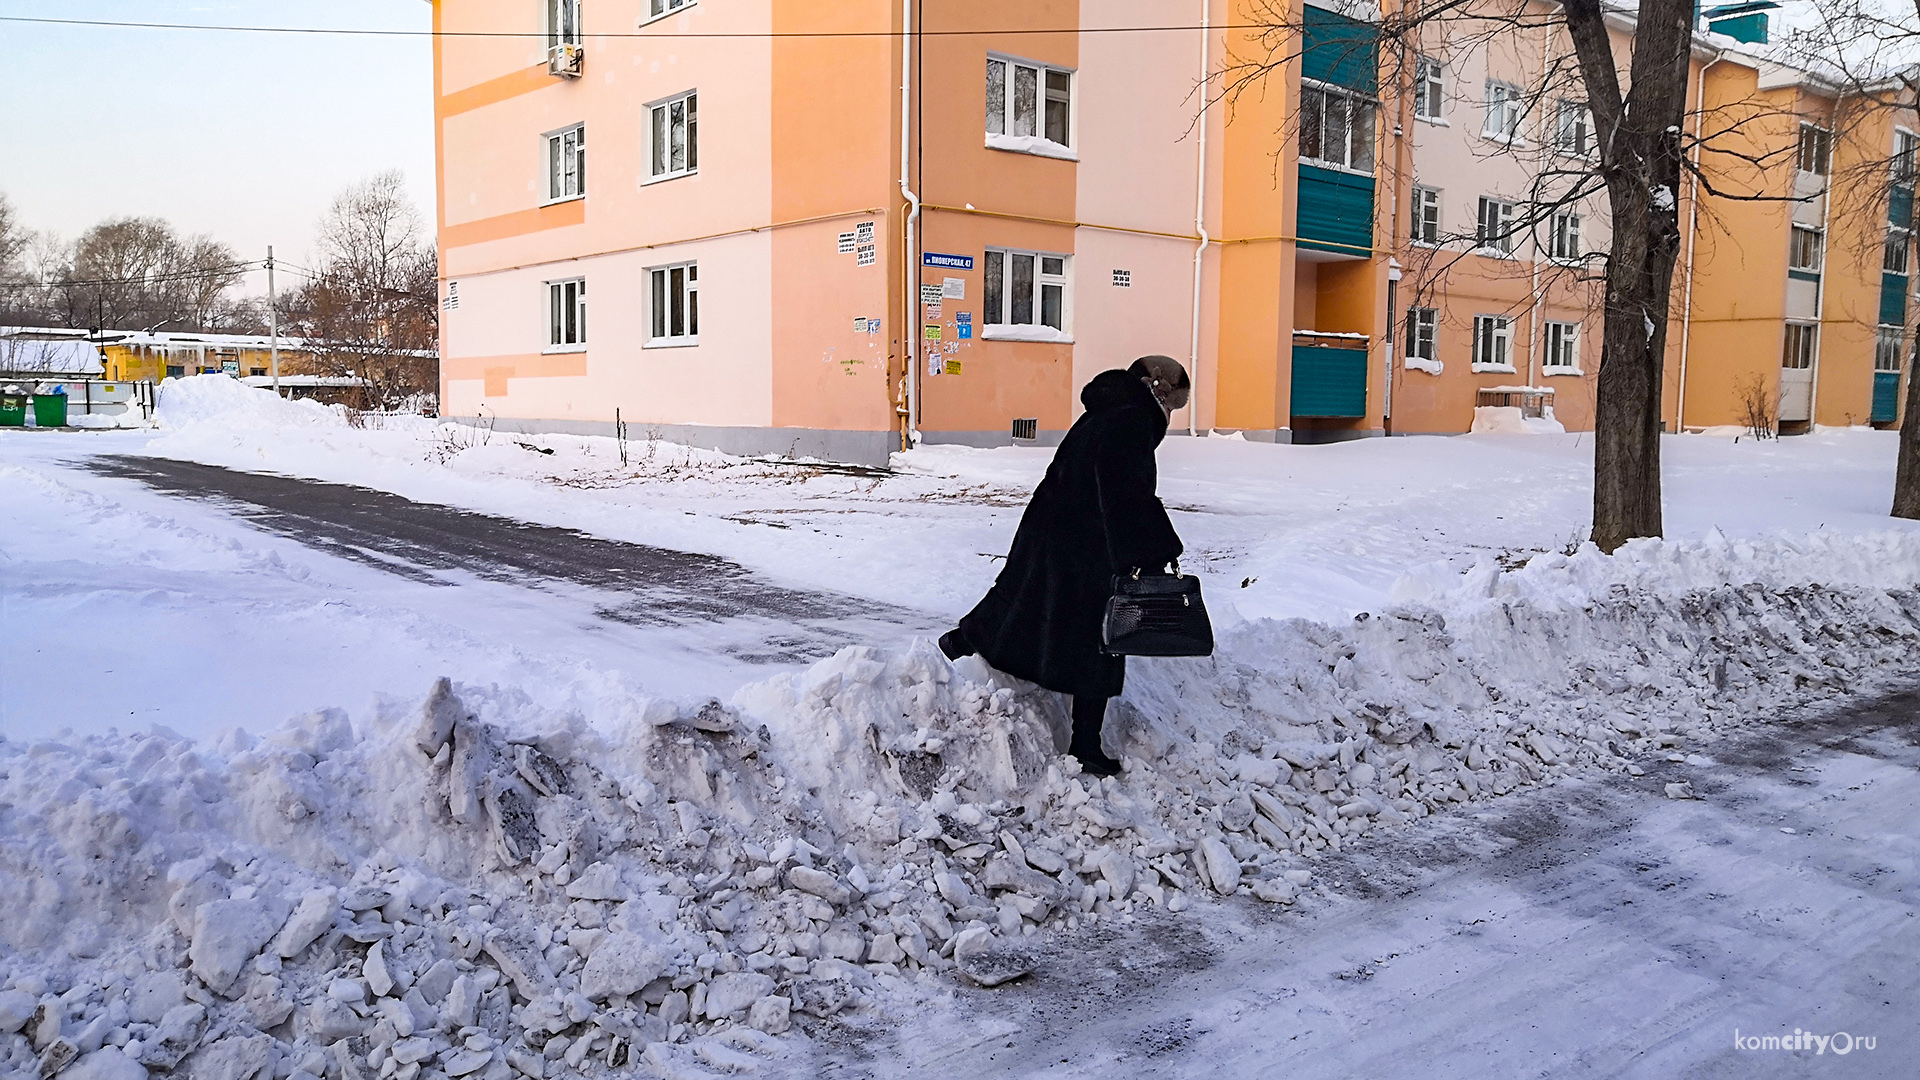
32,393,67,428
0,393,25,427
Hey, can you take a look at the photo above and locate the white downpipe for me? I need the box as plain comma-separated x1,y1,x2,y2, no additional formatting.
1187,0,1210,437
1677,52,1723,433
1809,97,1838,429
900,0,921,447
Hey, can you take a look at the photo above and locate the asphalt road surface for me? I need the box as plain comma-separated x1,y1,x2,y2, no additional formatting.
85,454,938,664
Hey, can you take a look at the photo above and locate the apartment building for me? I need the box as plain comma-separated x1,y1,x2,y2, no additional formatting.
431,0,1912,461
432,0,1409,460
1675,9,1919,433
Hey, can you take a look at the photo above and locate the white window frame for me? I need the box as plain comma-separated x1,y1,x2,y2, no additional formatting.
1477,196,1517,255
1414,57,1446,123
1299,79,1378,174
646,262,699,348
547,0,581,48
1550,209,1582,262
1411,185,1441,244
1789,225,1824,272
983,247,1073,342
1798,122,1832,177
1405,306,1440,373
1472,314,1514,372
1552,99,1590,157
986,54,1076,160
1782,321,1816,370
1896,128,1919,185
646,90,698,183
643,0,695,25
1482,80,1524,144
546,278,587,351
1888,227,1912,274
543,123,585,204
1543,320,1581,373
1876,327,1904,372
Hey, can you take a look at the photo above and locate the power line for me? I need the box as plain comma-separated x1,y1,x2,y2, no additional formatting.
0,262,262,290
0,14,1269,39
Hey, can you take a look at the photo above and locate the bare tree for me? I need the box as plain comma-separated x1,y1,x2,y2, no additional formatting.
1562,0,1697,550
50,216,248,333
1214,0,1765,550
281,172,440,411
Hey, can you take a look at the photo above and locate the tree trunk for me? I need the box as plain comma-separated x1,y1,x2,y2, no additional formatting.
1564,0,1694,552
1894,352,1920,517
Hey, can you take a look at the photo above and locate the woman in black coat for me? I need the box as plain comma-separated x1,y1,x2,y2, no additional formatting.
940,355,1190,776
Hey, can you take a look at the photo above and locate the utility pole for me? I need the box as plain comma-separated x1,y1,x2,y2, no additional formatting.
266,246,281,396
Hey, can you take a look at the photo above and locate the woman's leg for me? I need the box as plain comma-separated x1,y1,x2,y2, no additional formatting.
1069,695,1122,776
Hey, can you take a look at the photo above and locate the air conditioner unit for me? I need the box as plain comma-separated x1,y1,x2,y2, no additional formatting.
548,44,584,78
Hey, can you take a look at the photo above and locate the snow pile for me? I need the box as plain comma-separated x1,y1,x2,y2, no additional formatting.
154,375,350,433
11,523,1920,1079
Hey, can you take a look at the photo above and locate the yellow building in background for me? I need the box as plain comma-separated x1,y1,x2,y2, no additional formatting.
95,329,326,383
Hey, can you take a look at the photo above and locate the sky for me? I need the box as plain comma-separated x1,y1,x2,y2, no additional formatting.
0,1,436,295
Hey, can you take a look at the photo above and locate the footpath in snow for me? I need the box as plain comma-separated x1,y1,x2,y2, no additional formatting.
4,377,1920,1079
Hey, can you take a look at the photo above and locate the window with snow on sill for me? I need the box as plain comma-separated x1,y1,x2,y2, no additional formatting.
982,324,1074,343
985,132,1078,161
1405,355,1444,375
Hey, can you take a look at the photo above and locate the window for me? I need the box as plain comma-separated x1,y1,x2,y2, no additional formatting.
1300,82,1378,172
1888,228,1912,274
1544,321,1580,371
1406,307,1438,361
1798,123,1832,176
1414,57,1445,121
547,279,586,349
1477,196,1517,254
1782,322,1816,369
986,57,1073,150
1877,327,1904,372
648,263,698,346
1550,210,1582,261
1552,100,1589,156
1789,225,1824,272
547,0,580,47
1483,81,1524,142
1412,186,1441,244
649,91,697,180
1897,129,1919,185
1473,314,1513,369
648,0,693,19
545,124,585,202
984,248,1071,336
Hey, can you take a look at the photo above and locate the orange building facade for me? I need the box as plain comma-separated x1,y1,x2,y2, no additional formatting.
431,0,1912,462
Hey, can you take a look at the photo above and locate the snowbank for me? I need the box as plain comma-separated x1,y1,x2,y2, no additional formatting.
8,526,1920,1077
156,375,348,432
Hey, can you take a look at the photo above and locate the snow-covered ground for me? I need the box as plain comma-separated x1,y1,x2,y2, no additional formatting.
4,377,1920,1079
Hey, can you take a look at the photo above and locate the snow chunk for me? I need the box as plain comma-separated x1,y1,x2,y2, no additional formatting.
190,898,290,996
61,1048,147,1080
578,933,665,1002
702,973,775,1020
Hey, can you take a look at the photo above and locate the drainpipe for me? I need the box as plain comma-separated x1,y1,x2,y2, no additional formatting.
900,0,921,448
1187,0,1210,437
1808,92,1840,430
1677,51,1724,433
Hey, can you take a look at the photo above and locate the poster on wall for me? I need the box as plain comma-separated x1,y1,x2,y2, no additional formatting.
941,277,965,299
837,232,857,254
856,245,876,267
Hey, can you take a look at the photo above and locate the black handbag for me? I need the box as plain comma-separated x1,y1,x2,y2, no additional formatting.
1102,565,1215,657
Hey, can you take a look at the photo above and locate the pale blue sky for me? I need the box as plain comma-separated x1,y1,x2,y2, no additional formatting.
0,1,435,288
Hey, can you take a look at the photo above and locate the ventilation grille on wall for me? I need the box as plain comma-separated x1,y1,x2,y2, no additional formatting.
1011,418,1039,441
